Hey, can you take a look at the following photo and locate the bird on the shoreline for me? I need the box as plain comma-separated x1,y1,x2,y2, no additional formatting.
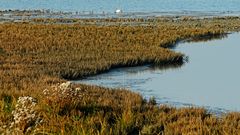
115,9,122,14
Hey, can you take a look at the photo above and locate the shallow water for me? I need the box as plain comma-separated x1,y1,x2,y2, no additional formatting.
75,33,240,112
1,0,240,15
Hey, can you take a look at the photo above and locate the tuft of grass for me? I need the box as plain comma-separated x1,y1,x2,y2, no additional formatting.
0,47,5,54
148,97,157,106
2,94,13,113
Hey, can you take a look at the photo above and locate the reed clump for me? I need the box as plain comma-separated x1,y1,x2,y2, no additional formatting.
1,17,240,134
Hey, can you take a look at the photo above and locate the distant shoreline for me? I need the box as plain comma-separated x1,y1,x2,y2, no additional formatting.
1,9,240,22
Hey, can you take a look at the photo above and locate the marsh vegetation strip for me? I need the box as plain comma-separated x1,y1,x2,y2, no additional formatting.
75,32,240,112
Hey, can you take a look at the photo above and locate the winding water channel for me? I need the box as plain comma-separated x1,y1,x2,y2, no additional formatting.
75,33,240,112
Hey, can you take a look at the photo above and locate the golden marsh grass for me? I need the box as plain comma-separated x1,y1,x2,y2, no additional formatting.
1,17,240,134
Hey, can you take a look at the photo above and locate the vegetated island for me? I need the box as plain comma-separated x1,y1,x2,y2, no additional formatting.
0,16,240,134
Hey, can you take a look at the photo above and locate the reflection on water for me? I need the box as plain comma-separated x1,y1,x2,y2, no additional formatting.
185,33,228,43
74,32,240,113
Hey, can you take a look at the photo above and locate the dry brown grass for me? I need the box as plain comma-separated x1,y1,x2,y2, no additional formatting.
1,17,240,134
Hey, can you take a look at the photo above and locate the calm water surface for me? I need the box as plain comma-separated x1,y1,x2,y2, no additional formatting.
1,0,240,14
75,33,240,112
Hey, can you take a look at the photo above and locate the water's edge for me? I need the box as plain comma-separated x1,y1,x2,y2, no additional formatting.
73,32,239,115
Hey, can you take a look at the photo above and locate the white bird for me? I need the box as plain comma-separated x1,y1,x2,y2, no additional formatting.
115,9,122,14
